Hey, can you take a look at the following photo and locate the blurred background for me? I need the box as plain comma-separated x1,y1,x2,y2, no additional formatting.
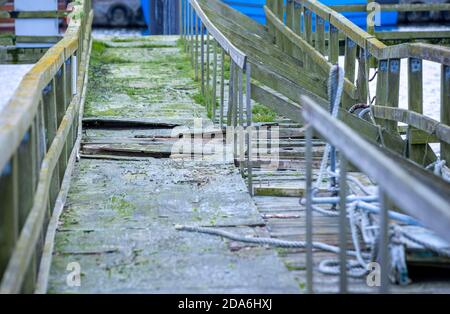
0,0,449,37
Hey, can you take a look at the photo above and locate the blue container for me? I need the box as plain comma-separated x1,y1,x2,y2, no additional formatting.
223,0,267,24
141,0,151,34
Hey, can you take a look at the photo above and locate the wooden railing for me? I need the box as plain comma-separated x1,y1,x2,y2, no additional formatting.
0,0,93,294
265,0,450,165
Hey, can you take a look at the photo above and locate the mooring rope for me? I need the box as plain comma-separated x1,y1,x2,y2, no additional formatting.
175,225,370,259
315,64,344,190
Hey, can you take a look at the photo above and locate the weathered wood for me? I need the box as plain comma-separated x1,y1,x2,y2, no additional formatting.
0,10,68,19
251,82,405,155
0,155,19,279
386,59,401,134
329,25,339,65
375,59,388,126
342,38,357,109
375,31,450,41
442,65,450,163
371,106,444,163
263,6,357,100
0,2,93,293
315,16,325,56
356,48,368,103
407,58,426,164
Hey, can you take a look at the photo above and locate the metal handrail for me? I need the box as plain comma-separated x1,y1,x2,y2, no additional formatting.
182,0,254,194
189,0,247,69
302,96,450,242
301,95,450,293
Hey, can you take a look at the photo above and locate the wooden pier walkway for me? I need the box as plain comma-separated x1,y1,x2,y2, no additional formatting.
46,36,299,293
1,0,450,294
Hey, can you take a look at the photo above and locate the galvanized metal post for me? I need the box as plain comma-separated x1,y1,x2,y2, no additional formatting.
201,24,205,96
238,67,244,174
195,12,199,81
441,65,450,163
305,124,314,294
339,155,348,293
212,40,218,121
246,63,253,196
379,190,390,293
220,49,225,129
227,60,235,127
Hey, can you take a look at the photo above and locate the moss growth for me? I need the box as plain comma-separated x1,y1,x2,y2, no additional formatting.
192,90,217,119
285,264,306,271
90,40,130,64
193,92,207,106
110,194,135,217
252,104,277,123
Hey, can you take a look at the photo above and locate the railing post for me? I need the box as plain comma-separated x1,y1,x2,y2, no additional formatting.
238,67,244,175
315,16,325,55
266,0,275,38
42,80,60,212
19,125,38,293
201,24,205,95
0,155,19,280
220,49,225,129
407,58,426,165
206,31,211,109
378,190,390,293
375,59,388,124
329,25,339,65
343,38,357,109
305,124,314,294
291,2,303,63
195,12,199,81
441,65,450,163
56,67,68,184
227,60,235,127
246,63,253,196
285,0,294,56
338,155,348,294
386,59,401,134
356,48,368,104
212,40,218,120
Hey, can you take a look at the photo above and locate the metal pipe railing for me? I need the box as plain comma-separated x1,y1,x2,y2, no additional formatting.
181,0,254,194
301,94,450,293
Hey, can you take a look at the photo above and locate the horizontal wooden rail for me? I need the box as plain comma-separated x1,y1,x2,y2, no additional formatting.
371,106,450,145
0,10,69,19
